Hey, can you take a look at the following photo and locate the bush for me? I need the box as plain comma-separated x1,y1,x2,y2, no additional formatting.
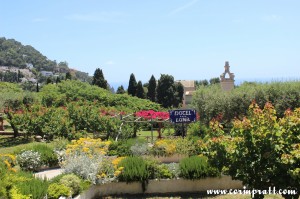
31,144,58,167
59,174,81,196
47,183,70,199
17,150,41,171
179,156,220,179
130,142,149,156
62,153,102,184
14,172,48,199
108,139,145,156
118,156,149,191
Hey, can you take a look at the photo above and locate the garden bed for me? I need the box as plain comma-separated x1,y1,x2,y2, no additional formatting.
77,176,243,199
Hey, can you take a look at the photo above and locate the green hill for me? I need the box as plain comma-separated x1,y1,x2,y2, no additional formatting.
0,37,56,71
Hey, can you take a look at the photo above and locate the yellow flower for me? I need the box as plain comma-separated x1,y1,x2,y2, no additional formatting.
114,170,121,176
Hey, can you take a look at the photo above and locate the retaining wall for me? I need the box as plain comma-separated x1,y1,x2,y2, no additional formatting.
78,176,243,199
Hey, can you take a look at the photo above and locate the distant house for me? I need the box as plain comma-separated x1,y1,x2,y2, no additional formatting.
40,71,53,77
176,80,196,108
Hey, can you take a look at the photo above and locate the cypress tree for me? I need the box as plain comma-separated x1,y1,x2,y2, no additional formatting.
127,73,137,96
116,85,126,94
147,75,156,102
174,82,184,107
136,81,145,99
92,68,108,89
156,74,176,108
65,72,72,80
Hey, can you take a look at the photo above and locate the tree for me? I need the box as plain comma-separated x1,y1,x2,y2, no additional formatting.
56,76,61,84
174,82,184,107
46,77,53,84
136,81,145,99
209,77,220,85
127,73,137,96
156,74,176,108
147,75,156,102
65,72,72,80
92,68,108,89
196,79,209,87
116,85,126,94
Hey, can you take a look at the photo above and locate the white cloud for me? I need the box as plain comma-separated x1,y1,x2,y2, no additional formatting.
169,0,199,16
66,12,123,22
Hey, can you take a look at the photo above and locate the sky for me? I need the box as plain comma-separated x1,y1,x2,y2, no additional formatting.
1,0,300,87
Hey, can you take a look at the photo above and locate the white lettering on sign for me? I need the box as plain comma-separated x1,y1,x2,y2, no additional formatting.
174,111,192,116
175,118,191,122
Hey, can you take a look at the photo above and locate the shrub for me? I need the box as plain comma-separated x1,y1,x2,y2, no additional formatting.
130,142,149,156
118,156,149,191
65,138,111,156
225,103,300,198
108,139,144,156
14,172,48,199
179,156,220,179
47,183,70,199
166,163,180,178
17,150,41,171
152,139,176,156
62,153,102,184
31,144,58,167
59,174,81,196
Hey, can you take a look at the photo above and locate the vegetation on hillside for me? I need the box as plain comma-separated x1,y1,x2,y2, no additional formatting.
192,81,300,125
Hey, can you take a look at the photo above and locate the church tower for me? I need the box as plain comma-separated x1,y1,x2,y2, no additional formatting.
220,61,235,91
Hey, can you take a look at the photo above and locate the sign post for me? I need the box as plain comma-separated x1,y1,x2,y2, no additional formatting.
169,109,197,137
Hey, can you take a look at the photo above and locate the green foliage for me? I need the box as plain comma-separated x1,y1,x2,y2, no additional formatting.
209,77,220,85
118,156,149,191
92,68,108,89
65,72,72,80
174,82,184,107
59,174,81,196
39,80,160,111
156,74,183,108
147,75,156,102
128,73,137,96
179,156,220,180
108,138,146,156
227,103,300,198
47,183,70,199
136,80,145,99
14,173,48,199
156,74,176,108
1,170,48,199
145,158,174,179
116,85,126,94
17,150,42,171
0,37,56,70
187,122,209,138
192,81,300,125
30,144,58,167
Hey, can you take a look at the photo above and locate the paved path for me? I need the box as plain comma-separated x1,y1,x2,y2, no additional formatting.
35,168,64,180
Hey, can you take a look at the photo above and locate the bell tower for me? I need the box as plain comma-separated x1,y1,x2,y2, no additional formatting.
220,61,235,91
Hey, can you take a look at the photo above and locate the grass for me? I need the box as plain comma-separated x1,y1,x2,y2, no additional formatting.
137,128,175,137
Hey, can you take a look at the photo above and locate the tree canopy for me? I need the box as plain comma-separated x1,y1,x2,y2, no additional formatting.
127,73,137,96
92,68,108,89
156,74,177,108
147,75,156,102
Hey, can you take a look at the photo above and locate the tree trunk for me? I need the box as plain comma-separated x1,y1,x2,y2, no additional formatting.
5,111,19,137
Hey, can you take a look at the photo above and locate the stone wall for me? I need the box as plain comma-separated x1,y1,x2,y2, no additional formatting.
78,176,243,199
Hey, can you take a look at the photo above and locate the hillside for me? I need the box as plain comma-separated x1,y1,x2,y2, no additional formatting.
0,37,56,71
0,37,91,82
